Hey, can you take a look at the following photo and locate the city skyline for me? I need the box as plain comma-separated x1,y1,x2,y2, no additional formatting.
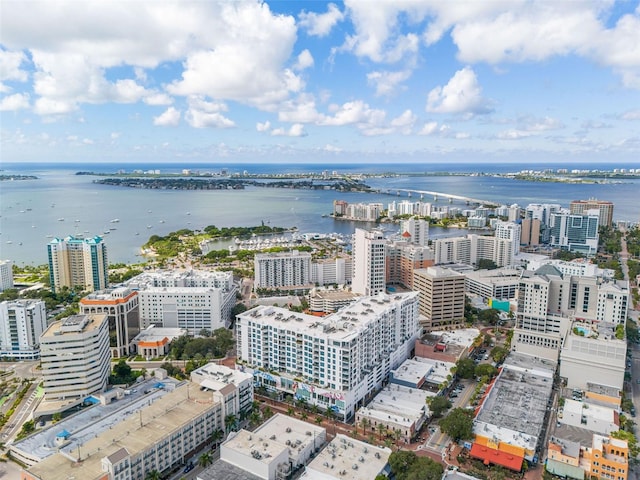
1,0,640,164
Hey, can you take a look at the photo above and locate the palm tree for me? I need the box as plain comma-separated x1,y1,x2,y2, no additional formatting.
392,429,402,449
315,416,323,425
224,413,237,433
360,417,371,436
145,470,161,480
249,410,262,427
262,406,274,419
198,452,212,468
377,423,386,440
287,407,295,417
300,411,308,421
210,428,224,449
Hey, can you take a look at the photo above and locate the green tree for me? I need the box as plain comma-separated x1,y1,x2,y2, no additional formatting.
439,408,474,441
198,452,212,468
145,470,161,480
478,309,501,325
427,396,452,418
211,428,224,448
388,451,443,480
490,346,509,364
224,414,237,433
455,358,476,379
475,364,498,379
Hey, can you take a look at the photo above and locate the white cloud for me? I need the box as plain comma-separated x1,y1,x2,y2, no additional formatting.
0,93,30,111
621,109,640,121
256,121,271,132
367,69,412,97
520,116,564,132
390,109,416,134
185,108,234,129
497,129,534,140
298,3,344,37
418,121,439,136
153,106,181,126
426,66,491,115
34,97,76,115
0,49,29,91
143,93,173,106
278,94,323,124
271,123,306,137
323,144,342,153
321,100,386,127
294,50,314,71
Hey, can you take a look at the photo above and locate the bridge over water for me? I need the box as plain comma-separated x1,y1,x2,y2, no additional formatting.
383,188,498,206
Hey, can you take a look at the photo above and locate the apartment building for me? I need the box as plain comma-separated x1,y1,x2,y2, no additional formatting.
39,314,111,414
79,286,140,358
433,234,518,268
547,434,628,480
236,292,420,420
127,269,237,334
190,362,254,418
308,287,360,314
495,221,521,257
311,257,352,286
254,250,312,289
570,198,614,227
386,241,435,289
352,228,386,296
0,299,46,360
399,217,429,246
0,259,14,291
413,267,466,331
47,235,109,293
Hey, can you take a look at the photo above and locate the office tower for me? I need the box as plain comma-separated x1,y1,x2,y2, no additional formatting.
254,250,312,289
0,299,47,360
413,266,466,330
570,198,614,227
399,216,429,246
40,314,111,412
549,210,599,255
79,287,140,358
47,235,109,293
0,260,14,291
525,203,562,243
352,228,386,295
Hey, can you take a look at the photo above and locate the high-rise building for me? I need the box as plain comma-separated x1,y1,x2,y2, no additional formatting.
126,269,237,334
386,241,435,289
520,218,541,246
525,203,562,243
0,259,14,292
570,198,614,227
413,266,466,331
352,228,386,295
433,234,518,267
549,210,600,255
399,217,429,246
39,313,111,414
47,235,108,293
236,292,420,420
0,299,47,360
79,287,140,358
254,250,312,289
494,221,521,257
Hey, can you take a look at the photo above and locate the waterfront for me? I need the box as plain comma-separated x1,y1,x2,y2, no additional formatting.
1,162,638,266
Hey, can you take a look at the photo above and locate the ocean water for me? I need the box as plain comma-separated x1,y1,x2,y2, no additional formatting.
1,162,638,266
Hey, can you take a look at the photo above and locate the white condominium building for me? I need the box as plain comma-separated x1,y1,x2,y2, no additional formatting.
352,228,386,296
236,292,420,420
495,221,521,257
40,314,111,413
434,234,517,267
311,257,352,286
127,269,237,334
254,250,312,289
399,217,429,246
47,235,109,293
0,299,47,360
0,259,14,292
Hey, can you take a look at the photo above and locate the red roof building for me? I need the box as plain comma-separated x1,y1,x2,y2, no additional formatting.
470,443,524,471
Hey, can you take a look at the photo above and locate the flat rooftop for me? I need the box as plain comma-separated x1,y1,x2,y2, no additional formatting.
191,362,253,389
465,268,522,284
41,313,107,338
474,360,554,451
14,377,178,464
240,292,418,342
391,358,433,385
198,460,263,480
302,434,391,480
359,384,431,427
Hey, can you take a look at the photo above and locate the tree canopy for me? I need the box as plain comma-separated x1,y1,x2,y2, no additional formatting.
455,358,476,379
439,408,475,441
388,451,443,480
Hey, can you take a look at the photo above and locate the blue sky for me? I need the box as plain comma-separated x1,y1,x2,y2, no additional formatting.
1,0,640,164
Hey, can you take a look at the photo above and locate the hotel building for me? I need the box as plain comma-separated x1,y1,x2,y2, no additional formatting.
351,228,386,296
0,299,47,360
236,292,420,420
47,235,109,293
570,198,614,228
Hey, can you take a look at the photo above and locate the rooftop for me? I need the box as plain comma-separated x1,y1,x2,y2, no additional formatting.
359,384,432,427
198,460,263,480
302,434,391,480
41,313,107,338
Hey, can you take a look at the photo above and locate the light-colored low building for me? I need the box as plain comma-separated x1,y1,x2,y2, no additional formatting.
415,328,479,363
190,362,254,418
220,414,326,480
464,267,521,300
355,383,432,443
308,287,360,314
558,399,619,435
301,434,391,480
130,325,186,358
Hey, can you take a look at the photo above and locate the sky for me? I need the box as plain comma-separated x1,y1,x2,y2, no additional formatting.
1,0,640,165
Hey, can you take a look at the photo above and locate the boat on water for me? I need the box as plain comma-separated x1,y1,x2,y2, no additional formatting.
110,219,120,223
46,234,53,238
57,218,64,221
6,240,12,244
147,225,152,229
103,230,111,234
159,220,165,223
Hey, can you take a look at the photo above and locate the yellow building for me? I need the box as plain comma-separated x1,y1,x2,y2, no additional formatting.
583,434,628,480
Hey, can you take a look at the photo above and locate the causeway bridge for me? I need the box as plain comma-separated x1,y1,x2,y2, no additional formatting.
382,188,498,206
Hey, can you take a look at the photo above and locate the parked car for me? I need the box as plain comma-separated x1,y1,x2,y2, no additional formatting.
183,463,194,473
